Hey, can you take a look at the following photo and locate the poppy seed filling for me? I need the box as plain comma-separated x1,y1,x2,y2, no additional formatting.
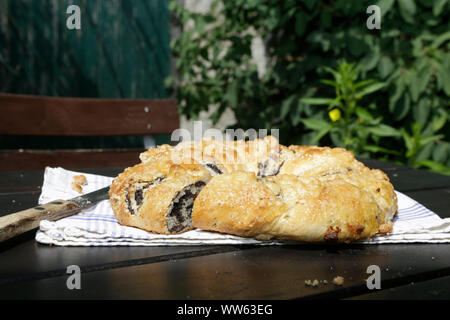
204,163,223,176
258,157,283,178
125,177,165,215
166,181,206,233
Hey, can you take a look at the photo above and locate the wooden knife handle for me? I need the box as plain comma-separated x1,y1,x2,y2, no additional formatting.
0,200,81,243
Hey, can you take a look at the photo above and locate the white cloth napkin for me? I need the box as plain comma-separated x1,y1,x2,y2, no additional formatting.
35,167,450,246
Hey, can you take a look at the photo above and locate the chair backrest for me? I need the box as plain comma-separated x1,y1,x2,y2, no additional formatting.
0,93,179,136
0,93,179,171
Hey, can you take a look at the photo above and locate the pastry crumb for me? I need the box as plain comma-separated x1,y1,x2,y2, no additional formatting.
378,221,393,234
305,279,321,287
73,175,88,186
71,181,83,194
332,276,344,286
72,175,87,194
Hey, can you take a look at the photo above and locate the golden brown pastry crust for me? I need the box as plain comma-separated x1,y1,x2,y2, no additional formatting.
109,160,211,234
110,136,398,242
139,135,282,175
280,145,397,225
192,171,384,242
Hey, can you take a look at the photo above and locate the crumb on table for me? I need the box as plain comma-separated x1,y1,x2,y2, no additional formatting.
332,276,344,286
304,279,320,287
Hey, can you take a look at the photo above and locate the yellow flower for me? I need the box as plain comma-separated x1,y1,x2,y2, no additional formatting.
329,109,341,122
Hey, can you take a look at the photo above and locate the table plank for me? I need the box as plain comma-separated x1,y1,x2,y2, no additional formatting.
0,161,449,300
0,171,43,193
404,188,450,219
0,192,41,216
358,158,406,170
0,168,124,194
349,275,450,299
1,244,449,299
0,167,124,217
0,242,241,285
383,168,450,192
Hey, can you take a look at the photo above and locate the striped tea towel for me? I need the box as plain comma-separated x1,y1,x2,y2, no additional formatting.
35,167,450,246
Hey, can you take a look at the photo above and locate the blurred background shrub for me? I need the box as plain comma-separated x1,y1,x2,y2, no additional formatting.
168,0,450,174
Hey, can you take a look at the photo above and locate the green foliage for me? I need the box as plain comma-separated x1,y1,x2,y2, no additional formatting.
300,62,396,155
168,0,450,174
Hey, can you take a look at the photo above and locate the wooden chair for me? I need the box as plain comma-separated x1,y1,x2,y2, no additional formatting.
0,93,179,171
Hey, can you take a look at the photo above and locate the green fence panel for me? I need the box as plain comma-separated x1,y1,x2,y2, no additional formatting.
0,0,170,98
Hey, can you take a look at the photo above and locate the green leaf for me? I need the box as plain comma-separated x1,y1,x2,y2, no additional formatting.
320,79,338,88
356,82,386,97
438,68,450,95
417,160,450,175
330,130,344,148
398,0,417,24
355,107,374,122
416,143,435,162
347,34,365,57
291,101,304,126
354,79,376,90
226,81,239,109
433,143,448,163
389,78,405,112
433,0,448,16
418,68,432,93
300,98,334,105
280,95,296,119
367,124,401,137
420,134,444,147
378,57,394,79
301,118,330,131
308,31,331,52
323,66,341,81
266,8,281,30
431,31,450,49
393,94,411,121
312,125,332,143
432,110,448,132
358,47,380,71
376,0,395,17
363,145,401,155
409,71,421,103
401,129,414,152
413,98,431,129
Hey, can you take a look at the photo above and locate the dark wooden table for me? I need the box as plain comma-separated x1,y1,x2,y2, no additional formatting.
1,159,450,300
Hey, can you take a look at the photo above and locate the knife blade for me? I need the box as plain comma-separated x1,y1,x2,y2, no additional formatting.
0,186,110,243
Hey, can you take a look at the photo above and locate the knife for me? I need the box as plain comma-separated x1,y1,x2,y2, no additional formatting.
0,186,110,243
